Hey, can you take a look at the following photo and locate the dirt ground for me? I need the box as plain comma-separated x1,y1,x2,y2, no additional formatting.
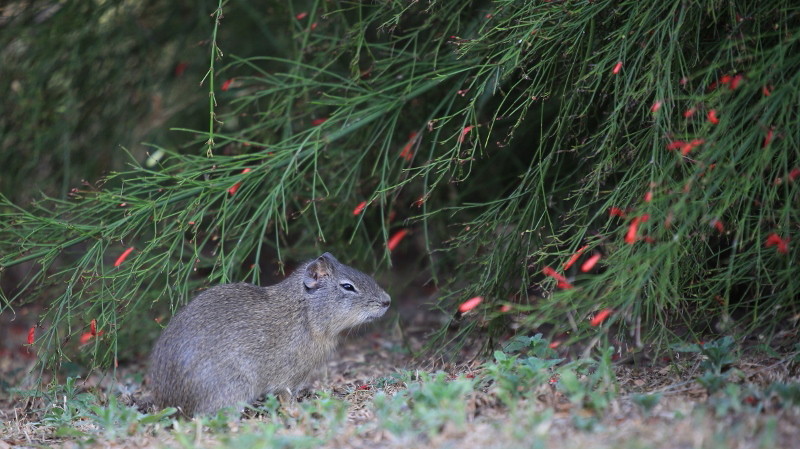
2,299,799,449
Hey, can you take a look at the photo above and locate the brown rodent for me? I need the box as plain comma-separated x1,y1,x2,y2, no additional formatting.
147,252,391,416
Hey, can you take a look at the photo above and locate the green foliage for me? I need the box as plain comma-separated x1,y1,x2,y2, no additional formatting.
631,392,661,417
2,0,799,372
556,346,618,413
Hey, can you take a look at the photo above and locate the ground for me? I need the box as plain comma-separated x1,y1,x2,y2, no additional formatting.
1,302,799,449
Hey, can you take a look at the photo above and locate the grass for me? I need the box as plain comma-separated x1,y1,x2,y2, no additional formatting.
3,334,799,449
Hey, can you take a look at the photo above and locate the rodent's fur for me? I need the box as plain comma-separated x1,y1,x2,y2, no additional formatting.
147,253,390,416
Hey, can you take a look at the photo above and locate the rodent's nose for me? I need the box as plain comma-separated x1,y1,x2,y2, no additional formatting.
379,293,391,308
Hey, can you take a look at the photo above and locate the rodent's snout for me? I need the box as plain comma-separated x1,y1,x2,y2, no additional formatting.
379,292,391,308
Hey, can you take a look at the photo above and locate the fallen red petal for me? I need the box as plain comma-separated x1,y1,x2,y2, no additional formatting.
114,247,135,267
590,308,613,326
563,244,589,270
612,61,623,74
353,201,367,216
459,296,483,313
387,229,409,251
580,253,601,272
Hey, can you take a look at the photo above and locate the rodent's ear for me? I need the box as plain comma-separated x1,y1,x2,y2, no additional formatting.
303,255,334,290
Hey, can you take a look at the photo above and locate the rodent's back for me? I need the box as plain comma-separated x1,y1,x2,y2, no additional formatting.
147,253,390,415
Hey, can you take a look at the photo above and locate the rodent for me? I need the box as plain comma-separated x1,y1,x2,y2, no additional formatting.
146,252,391,416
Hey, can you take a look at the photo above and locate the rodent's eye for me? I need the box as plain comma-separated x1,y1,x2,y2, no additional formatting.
340,283,356,292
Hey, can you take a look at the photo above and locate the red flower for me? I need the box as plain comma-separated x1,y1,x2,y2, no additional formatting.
612,61,623,75
666,140,686,151
563,245,589,270
712,219,725,234
499,304,511,313
549,341,561,349
763,127,774,148
650,101,662,113
114,247,135,267
90,319,97,336
458,296,483,313
412,196,426,208
764,233,789,254
707,109,719,125
227,168,251,195
683,107,696,118
590,308,613,326
221,78,235,91
542,266,573,289
387,229,409,251
729,74,743,90
79,332,93,345
27,327,35,345
353,201,367,216
719,74,732,85
311,117,327,126
609,207,626,218
399,132,418,161
789,168,800,182
174,62,188,77
580,253,601,272
680,139,704,156
762,85,772,96
624,214,649,244
356,384,371,391
295,11,308,20
458,126,474,143
644,191,653,202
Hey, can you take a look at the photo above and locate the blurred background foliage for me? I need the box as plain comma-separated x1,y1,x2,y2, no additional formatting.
0,0,798,374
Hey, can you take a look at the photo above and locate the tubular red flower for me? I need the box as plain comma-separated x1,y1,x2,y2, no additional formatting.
612,61,623,74
27,327,35,345
458,126,474,143
311,117,327,126
624,215,649,244
683,107,696,118
712,219,725,234
609,207,626,218
581,253,601,272
353,201,367,216
590,308,613,326
763,127,774,148
563,245,589,270
295,11,308,20
458,296,483,313
387,229,409,251
114,247,135,267
399,132,418,161
644,191,653,202
542,266,573,289
707,109,719,125
764,233,789,254
680,139,704,156
221,78,235,91
666,140,686,151
90,319,97,336
650,101,662,113
729,74,743,90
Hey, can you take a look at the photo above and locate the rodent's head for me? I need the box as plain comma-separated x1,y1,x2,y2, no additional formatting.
300,252,391,335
